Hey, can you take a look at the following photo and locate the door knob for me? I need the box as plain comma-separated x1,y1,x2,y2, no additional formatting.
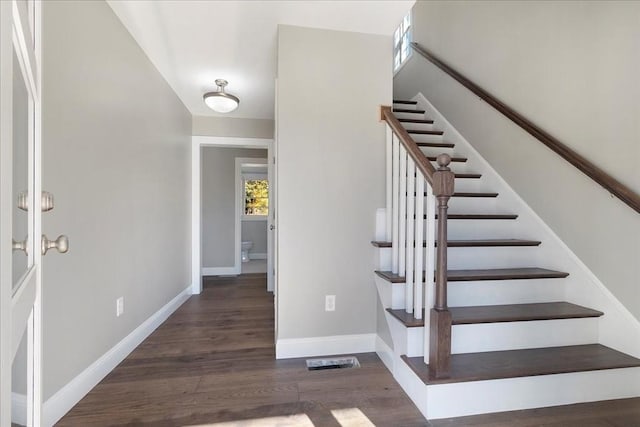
12,238,28,255
41,234,69,255
269,224,275,230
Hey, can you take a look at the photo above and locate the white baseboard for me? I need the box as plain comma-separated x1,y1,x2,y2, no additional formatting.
275,333,376,359
12,392,27,426
42,285,192,427
249,253,267,260
202,266,239,276
375,335,395,373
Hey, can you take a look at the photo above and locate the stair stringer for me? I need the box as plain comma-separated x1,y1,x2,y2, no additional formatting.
413,92,640,359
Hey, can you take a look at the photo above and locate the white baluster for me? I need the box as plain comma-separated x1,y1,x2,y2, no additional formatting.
398,146,407,279
391,134,399,274
424,182,436,364
414,171,425,320
386,125,392,242
405,159,415,314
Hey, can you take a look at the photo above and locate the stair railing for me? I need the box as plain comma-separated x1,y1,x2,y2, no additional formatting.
410,42,640,214
380,105,455,378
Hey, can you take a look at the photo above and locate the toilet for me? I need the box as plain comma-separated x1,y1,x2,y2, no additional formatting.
241,241,253,263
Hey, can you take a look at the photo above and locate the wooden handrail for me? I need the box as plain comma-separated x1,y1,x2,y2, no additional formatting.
380,104,455,379
411,42,640,214
380,106,437,185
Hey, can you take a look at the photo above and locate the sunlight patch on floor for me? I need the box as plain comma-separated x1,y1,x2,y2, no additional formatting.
331,408,376,427
186,413,315,427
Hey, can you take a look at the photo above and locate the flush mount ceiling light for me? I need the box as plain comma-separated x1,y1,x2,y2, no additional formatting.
203,79,239,113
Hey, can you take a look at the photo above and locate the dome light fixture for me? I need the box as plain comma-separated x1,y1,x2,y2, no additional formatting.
203,79,239,113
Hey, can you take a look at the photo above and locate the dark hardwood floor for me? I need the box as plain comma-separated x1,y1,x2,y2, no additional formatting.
56,274,640,426
57,274,427,426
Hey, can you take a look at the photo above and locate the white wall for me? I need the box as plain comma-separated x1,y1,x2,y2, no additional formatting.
193,116,274,139
42,0,191,399
201,147,267,268
394,1,640,320
276,25,391,341
241,220,267,255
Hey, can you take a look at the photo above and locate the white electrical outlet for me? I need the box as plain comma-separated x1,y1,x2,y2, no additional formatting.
325,295,336,312
116,297,124,317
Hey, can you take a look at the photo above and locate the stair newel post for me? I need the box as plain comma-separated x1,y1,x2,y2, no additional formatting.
429,153,455,379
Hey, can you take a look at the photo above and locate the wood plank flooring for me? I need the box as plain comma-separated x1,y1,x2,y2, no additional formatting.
57,274,426,426
55,274,640,426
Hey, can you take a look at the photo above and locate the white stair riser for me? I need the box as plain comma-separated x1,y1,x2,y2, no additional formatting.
387,313,424,357
400,122,436,131
448,279,565,306
385,317,598,357
451,318,599,354
377,246,544,270
375,275,405,310
447,246,543,269
393,111,426,120
393,103,418,110
425,367,640,419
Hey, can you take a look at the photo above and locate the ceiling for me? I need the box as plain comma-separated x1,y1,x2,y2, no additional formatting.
107,1,414,120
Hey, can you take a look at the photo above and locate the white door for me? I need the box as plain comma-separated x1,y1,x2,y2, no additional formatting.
1,1,45,425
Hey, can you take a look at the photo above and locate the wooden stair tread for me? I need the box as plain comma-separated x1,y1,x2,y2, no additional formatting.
386,302,603,328
374,267,568,283
426,156,467,163
417,142,455,148
393,100,418,105
399,118,434,124
448,267,569,281
453,192,498,198
411,191,497,197
393,108,425,114
408,129,444,135
371,239,542,248
455,173,482,179
451,302,603,324
401,344,640,385
436,213,518,220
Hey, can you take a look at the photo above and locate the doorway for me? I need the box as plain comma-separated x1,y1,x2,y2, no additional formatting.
191,136,276,296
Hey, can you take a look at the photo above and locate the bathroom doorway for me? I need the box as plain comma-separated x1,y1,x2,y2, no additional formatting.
192,136,276,295
237,158,269,275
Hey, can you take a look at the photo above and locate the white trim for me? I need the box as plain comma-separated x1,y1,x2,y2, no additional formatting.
236,157,267,278
249,253,267,260
375,335,394,373
191,139,201,294
192,136,272,295
192,136,273,148
42,286,192,427
12,392,27,426
275,333,376,359
202,267,238,276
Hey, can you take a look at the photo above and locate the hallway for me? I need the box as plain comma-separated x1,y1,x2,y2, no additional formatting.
57,274,427,426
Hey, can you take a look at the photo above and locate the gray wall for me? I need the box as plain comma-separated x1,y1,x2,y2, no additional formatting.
42,0,191,399
276,25,391,340
242,220,267,255
394,1,640,319
201,147,267,268
193,116,274,139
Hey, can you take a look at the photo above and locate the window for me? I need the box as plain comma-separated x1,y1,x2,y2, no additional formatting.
393,12,412,72
243,178,268,217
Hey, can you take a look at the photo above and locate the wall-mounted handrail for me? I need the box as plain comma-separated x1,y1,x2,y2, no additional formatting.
411,42,640,214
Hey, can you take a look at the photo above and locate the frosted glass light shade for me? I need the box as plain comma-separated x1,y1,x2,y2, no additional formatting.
203,79,239,113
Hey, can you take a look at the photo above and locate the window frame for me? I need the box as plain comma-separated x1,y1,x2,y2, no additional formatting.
393,11,412,73
241,172,268,221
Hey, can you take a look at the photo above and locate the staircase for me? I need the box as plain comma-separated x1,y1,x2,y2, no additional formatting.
373,97,640,420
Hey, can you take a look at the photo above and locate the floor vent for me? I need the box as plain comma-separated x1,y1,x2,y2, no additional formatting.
306,356,360,371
